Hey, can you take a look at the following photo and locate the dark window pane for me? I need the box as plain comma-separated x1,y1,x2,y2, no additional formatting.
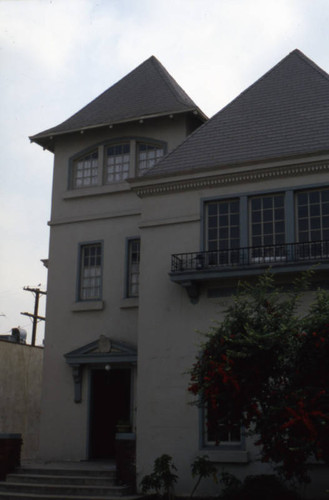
263,197,273,209
263,210,273,222
208,204,218,216
252,211,261,223
310,205,320,217
322,190,329,202
251,198,261,210
310,191,320,204
297,193,308,205
274,195,284,207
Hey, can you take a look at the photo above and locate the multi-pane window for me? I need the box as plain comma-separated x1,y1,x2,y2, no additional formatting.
205,200,240,265
296,189,329,258
137,143,164,176
105,144,130,183
73,151,98,189
79,243,102,300
250,194,285,261
205,405,241,447
127,239,140,297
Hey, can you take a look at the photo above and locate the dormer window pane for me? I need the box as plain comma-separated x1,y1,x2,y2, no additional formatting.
73,151,98,189
105,144,130,183
137,143,164,176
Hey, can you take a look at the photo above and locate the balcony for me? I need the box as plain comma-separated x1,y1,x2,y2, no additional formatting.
170,240,329,301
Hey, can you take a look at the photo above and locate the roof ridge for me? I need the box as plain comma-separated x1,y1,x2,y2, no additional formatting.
144,49,329,178
291,48,329,82
149,56,198,108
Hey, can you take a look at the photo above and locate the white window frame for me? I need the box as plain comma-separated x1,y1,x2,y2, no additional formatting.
203,405,242,450
72,151,98,189
249,193,286,263
126,238,140,298
205,199,240,266
105,143,130,184
137,142,164,176
79,243,102,301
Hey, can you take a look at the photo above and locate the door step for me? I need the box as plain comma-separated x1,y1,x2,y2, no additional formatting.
0,464,143,500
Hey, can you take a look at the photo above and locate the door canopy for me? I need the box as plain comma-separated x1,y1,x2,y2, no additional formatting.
64,335,137,403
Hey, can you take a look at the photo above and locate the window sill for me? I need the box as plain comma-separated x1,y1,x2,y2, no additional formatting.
120,298,139,309
202,449,249,463
72,300,104,312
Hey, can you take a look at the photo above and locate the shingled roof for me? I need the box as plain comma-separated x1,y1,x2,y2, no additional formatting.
30,56,206,151
144,50,329,178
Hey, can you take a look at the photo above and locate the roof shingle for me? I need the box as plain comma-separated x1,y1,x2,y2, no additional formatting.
30,56,206,149
145,50,329,178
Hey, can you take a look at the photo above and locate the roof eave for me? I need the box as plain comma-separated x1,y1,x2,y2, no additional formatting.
30,107,208,152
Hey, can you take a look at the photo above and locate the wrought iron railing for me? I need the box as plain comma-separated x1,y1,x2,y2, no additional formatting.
171,240,329,273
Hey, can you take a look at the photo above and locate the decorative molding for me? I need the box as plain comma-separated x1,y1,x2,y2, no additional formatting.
134,161,329,198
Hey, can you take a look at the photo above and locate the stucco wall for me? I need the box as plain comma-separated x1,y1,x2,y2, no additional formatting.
0,341,43,459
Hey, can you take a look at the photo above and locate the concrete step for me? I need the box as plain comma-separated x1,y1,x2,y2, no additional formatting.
0,493,142,500
0,482,132,497
6,473,117,486
17,467,116,477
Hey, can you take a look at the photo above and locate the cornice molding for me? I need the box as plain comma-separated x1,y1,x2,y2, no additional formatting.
133,161,329,198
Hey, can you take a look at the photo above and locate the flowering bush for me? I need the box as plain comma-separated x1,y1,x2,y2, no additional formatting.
189,271,329,483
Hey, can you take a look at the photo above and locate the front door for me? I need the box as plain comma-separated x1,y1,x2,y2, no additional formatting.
89,368,131,459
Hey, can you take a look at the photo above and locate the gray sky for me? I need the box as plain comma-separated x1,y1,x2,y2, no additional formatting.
1,0,329,344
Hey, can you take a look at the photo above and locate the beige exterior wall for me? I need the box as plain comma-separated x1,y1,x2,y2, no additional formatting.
38,113,198,461
38,103,329,497
0,341,43,459
135,159,329,497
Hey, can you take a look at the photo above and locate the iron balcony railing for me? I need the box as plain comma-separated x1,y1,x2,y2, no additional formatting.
171,240,329,274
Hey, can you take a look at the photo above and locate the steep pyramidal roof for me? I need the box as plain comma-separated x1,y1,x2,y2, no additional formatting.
30,56,206,150
146,50,329,177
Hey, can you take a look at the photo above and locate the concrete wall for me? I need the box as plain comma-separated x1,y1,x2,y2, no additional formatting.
135,159,329,498
0,341,43,459
38,113,196,461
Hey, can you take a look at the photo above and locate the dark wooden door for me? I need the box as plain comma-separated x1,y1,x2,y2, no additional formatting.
89,368,131,458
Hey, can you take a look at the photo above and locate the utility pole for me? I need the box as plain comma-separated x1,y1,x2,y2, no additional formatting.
21,287,47,346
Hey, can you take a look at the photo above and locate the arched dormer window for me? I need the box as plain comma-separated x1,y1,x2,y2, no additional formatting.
137,142,164,176
105,143,130,184
69,138,166,190
72,150,98,189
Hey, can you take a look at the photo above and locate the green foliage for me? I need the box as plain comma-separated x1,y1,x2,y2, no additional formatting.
219,473,301,499
140,454,178,499
190,455,217,497
189,270,329,483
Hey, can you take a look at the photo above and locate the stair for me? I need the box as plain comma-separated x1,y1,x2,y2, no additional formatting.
0,463,142,500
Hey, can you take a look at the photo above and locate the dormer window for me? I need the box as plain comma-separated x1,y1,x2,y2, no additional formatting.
105,144,130,184
73,151,98,189
70,139,166,190
137,143,164,176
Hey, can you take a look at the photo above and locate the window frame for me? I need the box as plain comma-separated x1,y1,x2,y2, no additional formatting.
68,138,167,190
77,241,103,302
125,237,140,298
201,406,244,451
104,142,131,184
204,198,240,266
71,150,99,190
137,141,165,177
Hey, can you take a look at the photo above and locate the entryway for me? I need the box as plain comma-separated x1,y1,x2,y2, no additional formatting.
89,368,131,459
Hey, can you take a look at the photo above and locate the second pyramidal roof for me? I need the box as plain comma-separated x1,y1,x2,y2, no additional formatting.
145,49,329,178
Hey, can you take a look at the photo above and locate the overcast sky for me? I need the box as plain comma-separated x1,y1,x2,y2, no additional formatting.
1,0,329,344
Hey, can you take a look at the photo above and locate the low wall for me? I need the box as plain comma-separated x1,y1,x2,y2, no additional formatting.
0,341,43,459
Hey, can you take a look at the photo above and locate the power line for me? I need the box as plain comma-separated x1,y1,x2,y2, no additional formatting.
21,286,47,346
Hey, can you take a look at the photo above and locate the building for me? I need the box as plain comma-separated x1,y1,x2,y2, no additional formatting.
30,50,329,497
